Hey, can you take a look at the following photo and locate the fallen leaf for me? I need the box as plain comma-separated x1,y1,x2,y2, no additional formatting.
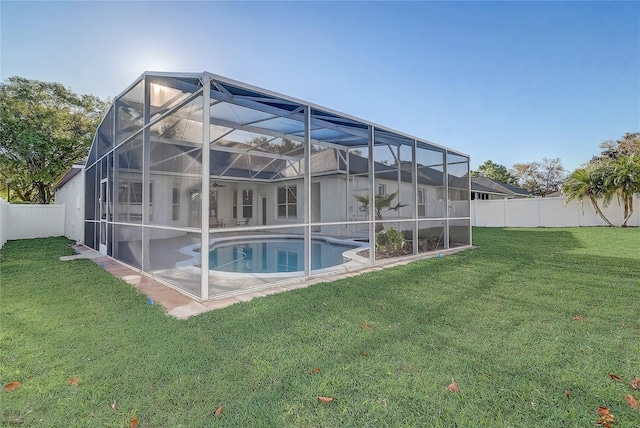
631,377,640,390
609,374,623,382
596,420,614,428
111,401,118,410
311,368,321,374
131,418,138,428
68,377,79,386
360,351,368,357
317,396,335,403
597,406,610,416
3,381,22,392
572,315,584,321
381,399,387,408
214,405,224,416
360,323,372,329
624,394,638,410
565,389,571,399
597,406,615,423
448,379,461,393
89,412,96,418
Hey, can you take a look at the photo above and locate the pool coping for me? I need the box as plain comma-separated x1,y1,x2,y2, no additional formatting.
175,234,369,279
65,244,473,319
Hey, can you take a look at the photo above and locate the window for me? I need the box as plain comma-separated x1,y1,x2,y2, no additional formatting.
242,189,253,219
232,190,238,219
172,186,180,221
377,183,386,196
277,185,297,218
473,193,489,200
418,188,426,217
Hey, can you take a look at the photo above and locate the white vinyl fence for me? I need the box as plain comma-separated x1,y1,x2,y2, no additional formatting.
1,196,638,250
0,199,65,250
472,196,640,228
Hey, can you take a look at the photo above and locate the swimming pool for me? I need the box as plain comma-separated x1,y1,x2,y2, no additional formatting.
209,238,361,273
176,235,368,277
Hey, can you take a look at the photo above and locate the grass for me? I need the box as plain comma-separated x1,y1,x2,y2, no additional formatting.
1,227,639,427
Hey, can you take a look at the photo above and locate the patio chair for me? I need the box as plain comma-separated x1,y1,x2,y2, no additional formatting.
210,216,225,228
236,217,250,226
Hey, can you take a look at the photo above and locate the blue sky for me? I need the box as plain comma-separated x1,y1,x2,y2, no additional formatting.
1,1,638,172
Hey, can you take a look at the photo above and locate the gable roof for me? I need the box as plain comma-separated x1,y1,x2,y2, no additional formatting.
471,181,509,196
54,162,85,191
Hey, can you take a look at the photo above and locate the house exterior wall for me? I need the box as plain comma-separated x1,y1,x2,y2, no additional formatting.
54,168,85,243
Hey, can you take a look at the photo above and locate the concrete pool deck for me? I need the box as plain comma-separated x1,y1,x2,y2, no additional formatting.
64,244,471,320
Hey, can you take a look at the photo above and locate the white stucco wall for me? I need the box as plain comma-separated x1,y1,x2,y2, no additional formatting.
54,168,85,243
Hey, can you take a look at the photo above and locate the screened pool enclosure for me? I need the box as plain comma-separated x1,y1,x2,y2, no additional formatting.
84,71,471,300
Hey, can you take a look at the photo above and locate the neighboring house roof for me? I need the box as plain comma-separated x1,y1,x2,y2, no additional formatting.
54,162,85,191
471,176,531,198
546,190,563,197
471,181,510,197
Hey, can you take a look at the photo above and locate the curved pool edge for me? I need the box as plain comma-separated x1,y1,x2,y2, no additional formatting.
175,234,369,279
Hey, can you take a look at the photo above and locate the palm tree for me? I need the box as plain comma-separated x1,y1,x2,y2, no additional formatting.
354,191,408,232
605,155,640,227
562,165,615,227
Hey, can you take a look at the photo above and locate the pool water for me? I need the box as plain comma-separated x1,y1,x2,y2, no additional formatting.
208,238,359,273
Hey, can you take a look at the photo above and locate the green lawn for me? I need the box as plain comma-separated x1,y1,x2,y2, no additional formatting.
1,228,639,427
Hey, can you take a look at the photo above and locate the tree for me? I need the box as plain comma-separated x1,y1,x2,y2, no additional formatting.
604,155,640,227
595,132,640,161
354,191,407,232
562,164,615,227
563,132,640,227
0,76,107,203
511,157,566,196
471,160,519,186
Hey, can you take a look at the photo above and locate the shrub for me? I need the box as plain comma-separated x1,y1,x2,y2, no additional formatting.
376,227,405,253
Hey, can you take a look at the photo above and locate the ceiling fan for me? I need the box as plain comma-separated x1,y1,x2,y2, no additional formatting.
211,181,226,188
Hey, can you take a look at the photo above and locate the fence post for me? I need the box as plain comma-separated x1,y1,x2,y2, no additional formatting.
537,198,542,227
503,199,508,227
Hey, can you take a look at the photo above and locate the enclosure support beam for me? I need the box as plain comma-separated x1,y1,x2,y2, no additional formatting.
303,106,312,276
141,77,151,272
368,126,375,263
112,107,118,259
397,145,402,221
443,151,450,250
412,139,418,255
467,159,472,247
345,150,350,223
200,75,211,300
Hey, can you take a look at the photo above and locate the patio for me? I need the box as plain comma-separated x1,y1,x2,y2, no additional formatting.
65,242,469,319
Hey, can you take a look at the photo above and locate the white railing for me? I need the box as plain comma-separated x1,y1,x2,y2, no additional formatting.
0,199,65,250
472,196,640,228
